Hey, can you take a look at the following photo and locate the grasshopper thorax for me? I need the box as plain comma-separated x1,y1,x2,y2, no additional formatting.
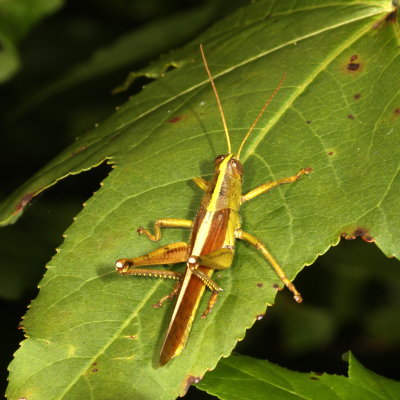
206,153,243,211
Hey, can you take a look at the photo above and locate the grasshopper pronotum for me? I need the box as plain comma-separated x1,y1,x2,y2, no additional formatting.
116,44,312,365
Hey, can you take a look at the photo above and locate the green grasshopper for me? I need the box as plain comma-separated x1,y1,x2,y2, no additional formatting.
116,44,312,365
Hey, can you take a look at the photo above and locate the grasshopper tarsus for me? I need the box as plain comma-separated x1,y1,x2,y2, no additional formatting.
201,291,219,319
296,167,313,180
137,227,157,241
153,281,183,309
303,167,313,174
294,294,303,303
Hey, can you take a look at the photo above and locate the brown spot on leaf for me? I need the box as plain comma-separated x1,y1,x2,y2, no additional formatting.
354,93,362,100
328,151,334,156
272,283,279,289
184,376,202,394
394,108,400,116
342,55,364,74
347,63,360,71
92,368,98,373
256,282,264,288
342,227,374,243
14,192,35,214
347,114,355,120
167,116,183,123
72,145,87,156
306,120,312,124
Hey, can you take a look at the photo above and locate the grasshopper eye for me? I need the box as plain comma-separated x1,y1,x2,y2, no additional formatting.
214,154,226,168
230,159,243,177
214,154,226,166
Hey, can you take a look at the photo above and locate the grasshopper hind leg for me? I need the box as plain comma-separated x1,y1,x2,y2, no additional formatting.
115,241,190,307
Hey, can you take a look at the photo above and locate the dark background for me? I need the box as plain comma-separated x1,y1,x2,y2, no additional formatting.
1,1,400,398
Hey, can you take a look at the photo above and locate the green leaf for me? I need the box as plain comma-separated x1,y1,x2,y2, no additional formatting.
0,0,63,83
4,0,399,399
196,352,400,399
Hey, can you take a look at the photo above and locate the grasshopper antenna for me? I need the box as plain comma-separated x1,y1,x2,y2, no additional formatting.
237,71,286,160
200,44,232,154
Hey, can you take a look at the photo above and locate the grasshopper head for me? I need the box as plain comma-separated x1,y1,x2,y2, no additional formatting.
214,154,243,179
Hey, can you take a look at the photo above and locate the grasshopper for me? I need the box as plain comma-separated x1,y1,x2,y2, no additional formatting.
115,44,312,365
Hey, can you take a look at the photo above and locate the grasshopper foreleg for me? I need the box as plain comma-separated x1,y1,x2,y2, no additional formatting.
241,167,312,204
236,229,303,303
192,177,209,191
137,218,193,241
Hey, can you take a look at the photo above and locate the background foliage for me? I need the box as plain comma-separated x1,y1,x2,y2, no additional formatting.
0,0,399,399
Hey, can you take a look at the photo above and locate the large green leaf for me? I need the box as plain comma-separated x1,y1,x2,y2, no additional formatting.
4,0,399,399
196,352,400,399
